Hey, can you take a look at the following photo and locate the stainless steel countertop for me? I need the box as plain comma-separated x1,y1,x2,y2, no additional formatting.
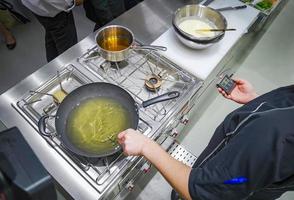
0,0,204,123
0,0,282,199
0,0,204,108
0,1,201,199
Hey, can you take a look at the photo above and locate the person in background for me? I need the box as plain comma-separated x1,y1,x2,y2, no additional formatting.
83,0,125,31
118,78,294,200
21,0,83,62
124,0,143,11
0,21,16,49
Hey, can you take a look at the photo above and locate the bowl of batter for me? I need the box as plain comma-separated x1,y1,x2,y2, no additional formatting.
172,4,227,49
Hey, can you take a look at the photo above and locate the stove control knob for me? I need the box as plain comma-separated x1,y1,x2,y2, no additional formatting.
171,128,178,137
181,115,189,125
141,163,151,173
126,181,135,191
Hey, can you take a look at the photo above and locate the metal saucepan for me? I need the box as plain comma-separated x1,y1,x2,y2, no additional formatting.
38,83,180,158
95,25,167,62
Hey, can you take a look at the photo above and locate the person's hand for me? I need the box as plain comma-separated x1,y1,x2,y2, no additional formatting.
117,129,151,156
218,78,259,104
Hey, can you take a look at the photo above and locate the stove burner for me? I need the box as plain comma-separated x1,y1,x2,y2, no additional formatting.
15,47,200,195
101,60,129,71
112,61,128,68
145,75,162,91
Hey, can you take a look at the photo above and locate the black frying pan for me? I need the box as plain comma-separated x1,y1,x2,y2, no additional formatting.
38,82,180,158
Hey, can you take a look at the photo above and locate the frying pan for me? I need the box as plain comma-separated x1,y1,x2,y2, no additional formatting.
38,82,180,158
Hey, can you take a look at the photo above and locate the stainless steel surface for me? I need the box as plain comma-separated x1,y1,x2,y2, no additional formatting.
0,0,286,199
168,142,197,167
151,0,260,80
172,4,227,49
2,30,202,200
159,135,198,167
0,1,202,199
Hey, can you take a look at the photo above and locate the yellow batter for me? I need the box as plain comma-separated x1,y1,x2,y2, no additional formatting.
179,18,216,38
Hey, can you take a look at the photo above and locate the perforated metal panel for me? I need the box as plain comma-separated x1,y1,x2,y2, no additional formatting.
168,142,197,167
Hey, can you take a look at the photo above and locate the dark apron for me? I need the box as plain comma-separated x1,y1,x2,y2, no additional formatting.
83,0,125,31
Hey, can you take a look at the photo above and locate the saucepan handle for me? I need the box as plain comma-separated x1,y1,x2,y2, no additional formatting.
38,115,52,137
142,91,180,108
133,45,167,51
202,0,215,6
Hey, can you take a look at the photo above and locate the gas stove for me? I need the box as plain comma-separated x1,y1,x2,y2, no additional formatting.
78,46,199,122
12,47,202,199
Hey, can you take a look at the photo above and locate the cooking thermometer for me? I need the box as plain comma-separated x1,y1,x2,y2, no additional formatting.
216,75,236,95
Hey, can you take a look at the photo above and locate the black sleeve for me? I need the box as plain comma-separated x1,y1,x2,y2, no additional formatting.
189,114,294,200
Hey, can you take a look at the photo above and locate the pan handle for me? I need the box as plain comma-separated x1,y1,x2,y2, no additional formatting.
202,0,215,6
142,91,180,108
38,115,52,137
133,45,167,51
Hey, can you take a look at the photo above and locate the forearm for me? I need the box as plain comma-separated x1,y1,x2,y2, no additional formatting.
246,92,259,103
142,140,192,200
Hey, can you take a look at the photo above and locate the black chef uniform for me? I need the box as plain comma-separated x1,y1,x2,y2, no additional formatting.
189,85,294,200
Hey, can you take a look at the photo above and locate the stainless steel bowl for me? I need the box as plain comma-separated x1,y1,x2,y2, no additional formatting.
172,4,227,49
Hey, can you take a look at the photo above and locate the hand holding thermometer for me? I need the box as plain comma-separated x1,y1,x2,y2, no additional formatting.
216,75,236,95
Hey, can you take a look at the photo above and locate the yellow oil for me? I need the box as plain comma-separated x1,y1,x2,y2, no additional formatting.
100,36,130,51
67,98,131,155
